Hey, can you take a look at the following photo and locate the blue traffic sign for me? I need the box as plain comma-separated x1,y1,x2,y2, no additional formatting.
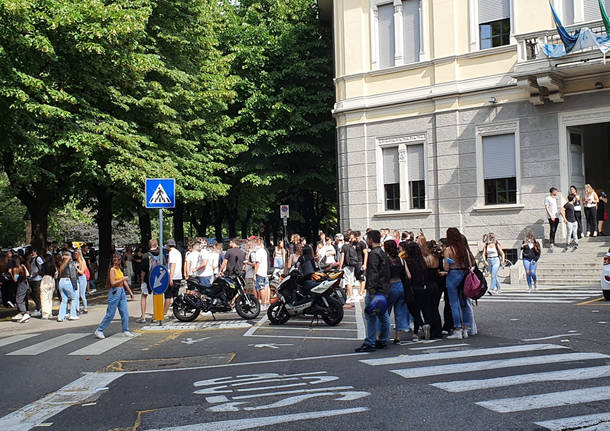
150,265,170,295
146,178,176,209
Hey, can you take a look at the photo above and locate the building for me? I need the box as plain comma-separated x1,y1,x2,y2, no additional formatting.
321,0,610,251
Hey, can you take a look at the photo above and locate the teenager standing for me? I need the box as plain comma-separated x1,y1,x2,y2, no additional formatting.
57,252,79,322
583,184,599,237
545,188,560,250
483,233,505,294
521,231,541,292
11,257,31,323
444,228,472,340
383,240,411,344
570,186,584,238
561,193,579,249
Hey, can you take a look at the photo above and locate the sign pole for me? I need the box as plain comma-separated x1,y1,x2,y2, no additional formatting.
154,208,164,326
159,208,164,266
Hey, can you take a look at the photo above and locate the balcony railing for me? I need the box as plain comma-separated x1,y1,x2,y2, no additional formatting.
515,20,607,61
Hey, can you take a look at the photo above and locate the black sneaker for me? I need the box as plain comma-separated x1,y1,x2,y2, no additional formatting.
355,343,376,352
375,340,388,349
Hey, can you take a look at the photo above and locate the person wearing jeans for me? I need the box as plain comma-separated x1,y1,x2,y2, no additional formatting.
561,193,579,249
483,233,505,294
545,187,560,249
443,228,472,340
57,252,79,322
95,254,135,339
74,250,88,313
521,231,541,292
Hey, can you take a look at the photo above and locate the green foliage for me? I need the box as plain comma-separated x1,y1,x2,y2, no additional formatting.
0,173,26,246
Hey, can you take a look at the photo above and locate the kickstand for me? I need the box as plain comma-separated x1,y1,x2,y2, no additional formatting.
309,315,320,327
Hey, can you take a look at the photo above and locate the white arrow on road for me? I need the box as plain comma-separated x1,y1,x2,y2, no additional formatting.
249,343,294,349
181,337,211,345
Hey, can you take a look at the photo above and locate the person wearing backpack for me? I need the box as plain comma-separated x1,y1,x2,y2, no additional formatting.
443,228,472,340
338,232,359,304
137,239,160,323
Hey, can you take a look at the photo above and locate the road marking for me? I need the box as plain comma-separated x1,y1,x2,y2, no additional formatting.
69,333,140,356
181,337,211,345
245,334,358,341
354,300,365,340
243,314,269,337
391,352,608,379
480,299,582,303
577,297,605,305
431,365,610,392
476,386,610,413
7,333,89,355
534,412,610,430
0,333,40,348
250,343,294,349
257,326,358,332
493,292,599,296
142,407,369,431
521,333,581,341
143,321,251,331
360,343,566,366
0,372,124,431
408,343,469,350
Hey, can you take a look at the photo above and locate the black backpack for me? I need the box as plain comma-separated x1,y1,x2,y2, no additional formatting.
345,245,359,267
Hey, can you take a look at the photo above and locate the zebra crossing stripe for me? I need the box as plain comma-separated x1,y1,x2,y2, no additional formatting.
482,299,580,303
69,333,140,356
390,352,608,379
476,385,610,413
6,333,89,356
431,365,610,392
534,412,610,430
360,343,566,366
0,333,40,348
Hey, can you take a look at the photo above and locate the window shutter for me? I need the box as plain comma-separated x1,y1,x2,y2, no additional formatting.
382,147,400,184
563,0,575,25
407,144,424,181
583,0,610,22
478,0,510,24
483,134,516,180
402,0,421,64
378,3,395,68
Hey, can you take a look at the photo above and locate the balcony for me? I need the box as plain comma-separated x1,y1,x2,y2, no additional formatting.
513,20,610,105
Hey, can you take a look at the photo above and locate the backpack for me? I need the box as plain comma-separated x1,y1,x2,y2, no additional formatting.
147,252,160,283
345,244,359,267
463,266,488,300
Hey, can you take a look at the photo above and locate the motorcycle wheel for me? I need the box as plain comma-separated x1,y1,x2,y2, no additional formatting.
172,295,201,322
235,293,261,320
267,301,290,325
321,297,344,326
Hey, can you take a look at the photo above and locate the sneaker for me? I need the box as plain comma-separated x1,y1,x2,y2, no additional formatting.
412,336,419,342
136,317,147,323
441,330,449,336
11,313,23,321
375,340,387,349
94,330,105,339
355,343,376,352
57,317,63,322
446,330,463,340
82,309,88,314
123,331,135,337
423,324,431,340
417,328,425,339
462,329,469,339
19,313,30,323
68,315,79,321
31,310,42,318
89,289,97,294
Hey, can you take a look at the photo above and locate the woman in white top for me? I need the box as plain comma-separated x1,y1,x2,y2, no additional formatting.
483,233,505,294
583,184,599,237
569,185,583,239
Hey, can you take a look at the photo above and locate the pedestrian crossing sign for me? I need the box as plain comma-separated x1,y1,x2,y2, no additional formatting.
145,178,175,209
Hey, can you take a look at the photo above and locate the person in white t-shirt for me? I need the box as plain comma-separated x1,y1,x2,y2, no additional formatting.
244,240,256,293
544,187,560,250
164,239,183,315
197,244,215,287
253,238,270,309
184,241,202,280
318,238,336,266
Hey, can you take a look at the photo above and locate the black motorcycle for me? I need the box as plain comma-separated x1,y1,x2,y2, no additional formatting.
267,268,344,326
173,275,260,321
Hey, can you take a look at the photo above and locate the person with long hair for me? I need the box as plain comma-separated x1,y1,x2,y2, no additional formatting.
570,185,584,239
11,257,31,323
421,240,443,339
522,231,541,292
443,228,472,339
57,251,79,322
437,238,453,334
383,240,411,344
483,233,505,294
40,253,56,319
94,254,135,339
274,241,285,270
404,242,435,340
583,184,599,237
74,250,88,314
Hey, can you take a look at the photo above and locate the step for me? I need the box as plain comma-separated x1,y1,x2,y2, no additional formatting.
534,278,603,286
535,270,602,277
536,263,600,269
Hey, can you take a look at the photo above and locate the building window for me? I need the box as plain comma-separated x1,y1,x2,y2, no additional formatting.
478,0,510,50
383,147,400,210
483,134,517,205
402,0,421,64
584,0,610,22
504,248,518,265
407,143,425,209
378,3,395,68
563,0,575,25
410,180,425,209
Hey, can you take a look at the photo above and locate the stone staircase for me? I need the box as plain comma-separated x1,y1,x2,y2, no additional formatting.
519,237,609,287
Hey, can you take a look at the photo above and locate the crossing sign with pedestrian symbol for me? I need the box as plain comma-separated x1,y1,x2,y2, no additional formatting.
146,179,175,209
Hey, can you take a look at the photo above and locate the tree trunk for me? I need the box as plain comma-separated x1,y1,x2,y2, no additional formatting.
173,201,184,244
240,209,252,239
228,216,237,239
96,189,113,286
137,207,152,249
214,202,223,242
28,203,50,254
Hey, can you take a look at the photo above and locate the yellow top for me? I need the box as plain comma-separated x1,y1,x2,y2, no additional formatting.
113,267,124,284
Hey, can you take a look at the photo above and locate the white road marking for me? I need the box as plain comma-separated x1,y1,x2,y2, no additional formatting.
0,372,124,431
391,352,608,379
257,326,358,332
535,412,610,430
250,343,294,349
0,333,40,348
7,333,89,356
243,314,269,337
481,299,582,303
476,386,610,413
432,365,610,392
521,333,582,341
69,333,140,356
245,334,358,341
230,386,355,400
143,407,369,431
355,300,365,340
360,343,566,366
181,337,211,345
143,321,251,331
408,343,469,351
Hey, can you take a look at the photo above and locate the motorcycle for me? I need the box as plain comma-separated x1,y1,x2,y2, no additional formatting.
173,275,260,322
267,268,344,326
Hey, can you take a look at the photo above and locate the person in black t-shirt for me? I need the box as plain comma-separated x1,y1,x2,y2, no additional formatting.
354,231,368,298
220,239,246,277
561,193,579,249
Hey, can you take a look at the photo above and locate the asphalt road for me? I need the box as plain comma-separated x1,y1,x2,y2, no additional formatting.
0,287,609,431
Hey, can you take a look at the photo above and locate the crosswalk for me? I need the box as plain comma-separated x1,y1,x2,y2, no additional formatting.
360,343,610,430
482,288,601,304
0,332,139,356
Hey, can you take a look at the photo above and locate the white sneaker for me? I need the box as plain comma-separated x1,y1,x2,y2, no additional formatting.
94,330,105,339
11,313,22,321
57,317,64,322
123,331,135,337
89,289,97,294
32,310,42,318
346,296,355,304
19,313,30,323
68,315,79,321
446,330,463,340
462,329,469,339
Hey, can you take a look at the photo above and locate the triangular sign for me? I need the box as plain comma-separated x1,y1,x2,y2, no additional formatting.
149,183,171,204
